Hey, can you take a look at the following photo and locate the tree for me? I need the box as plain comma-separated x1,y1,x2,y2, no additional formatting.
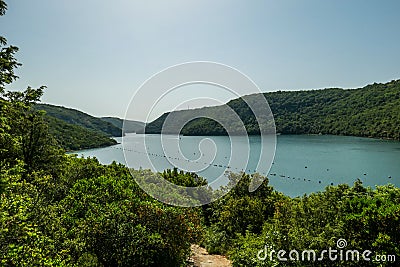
1,86,64,177
0,1,21,94
0,0,62,176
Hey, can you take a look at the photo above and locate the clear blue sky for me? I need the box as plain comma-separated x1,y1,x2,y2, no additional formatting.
2,0,400,121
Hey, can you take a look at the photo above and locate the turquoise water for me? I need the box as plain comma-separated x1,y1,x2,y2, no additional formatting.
74,134,400,197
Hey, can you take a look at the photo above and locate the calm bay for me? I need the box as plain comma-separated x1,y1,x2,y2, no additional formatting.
74,134,400,197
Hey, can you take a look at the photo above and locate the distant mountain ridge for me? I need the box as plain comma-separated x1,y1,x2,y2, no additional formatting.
144,79,400,140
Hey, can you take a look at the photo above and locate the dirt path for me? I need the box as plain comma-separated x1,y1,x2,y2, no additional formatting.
187,244,232,267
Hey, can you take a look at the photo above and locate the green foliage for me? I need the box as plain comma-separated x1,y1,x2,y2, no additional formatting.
145,80,400,140
0,158,204,266
202,173,278,255
0,0,7,16
0,87,64,176
142,112,170,134
228,232,271,267
1,96,117,153
162,168,208,187
100,116,145,134
0,164,71,266
0,30,21,93
45,115,117,151
51,162,203,266
31,105,126,151
35,103,122,137
206,178,400,267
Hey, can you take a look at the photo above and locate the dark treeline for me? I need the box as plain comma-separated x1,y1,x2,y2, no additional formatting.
145,80,400,140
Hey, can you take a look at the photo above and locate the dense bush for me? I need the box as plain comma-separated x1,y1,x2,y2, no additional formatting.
204,177,400,267
0,158,204,266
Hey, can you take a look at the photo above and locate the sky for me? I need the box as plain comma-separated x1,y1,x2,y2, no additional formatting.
1,0,400,121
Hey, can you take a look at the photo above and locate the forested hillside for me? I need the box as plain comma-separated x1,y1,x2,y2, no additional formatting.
45,116,117,151
33,105,147,150
101,116,145,133
35,103,122,137
29,104,119,150
145,80,400,140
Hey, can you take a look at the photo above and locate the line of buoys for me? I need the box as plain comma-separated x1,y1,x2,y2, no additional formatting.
109,146,385,187
269,171,331,185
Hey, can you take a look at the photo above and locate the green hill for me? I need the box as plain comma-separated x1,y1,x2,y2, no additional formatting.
35,104,122,137
45,116,117,151
34,104,121,151
145,79,400,140
101,117,145,133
